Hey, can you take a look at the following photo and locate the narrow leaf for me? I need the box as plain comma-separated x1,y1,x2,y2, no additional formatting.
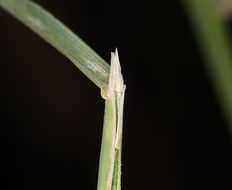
0,0,110,88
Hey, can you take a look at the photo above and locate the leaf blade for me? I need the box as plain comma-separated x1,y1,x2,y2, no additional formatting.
0,0,110,88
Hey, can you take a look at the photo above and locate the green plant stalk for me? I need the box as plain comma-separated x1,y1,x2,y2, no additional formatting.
0,0,109,88
183,0,232,136
0,0,126,189
98,50,125,190
97,99,122,190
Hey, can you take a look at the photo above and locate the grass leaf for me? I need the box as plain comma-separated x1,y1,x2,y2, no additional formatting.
0,0,110,88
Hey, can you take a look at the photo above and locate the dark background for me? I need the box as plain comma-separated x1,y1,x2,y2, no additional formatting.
0,0,231,190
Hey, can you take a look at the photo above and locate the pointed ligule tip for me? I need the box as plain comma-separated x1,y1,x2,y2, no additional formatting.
105,48,125,99
114,48,119,66
115,47,118,56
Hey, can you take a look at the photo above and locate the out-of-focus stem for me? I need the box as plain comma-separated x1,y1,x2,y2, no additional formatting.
183,0,232,136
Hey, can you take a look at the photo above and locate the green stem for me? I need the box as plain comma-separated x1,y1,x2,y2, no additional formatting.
97,98,123,190
97,100,116,190
98,49,125,190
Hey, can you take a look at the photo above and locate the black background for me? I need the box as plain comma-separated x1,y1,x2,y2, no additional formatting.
0,0,231,190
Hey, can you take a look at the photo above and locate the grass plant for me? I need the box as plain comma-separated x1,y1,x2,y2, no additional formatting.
0,0,125,189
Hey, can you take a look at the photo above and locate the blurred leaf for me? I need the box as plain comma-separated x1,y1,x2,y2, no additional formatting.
184,0,232,136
